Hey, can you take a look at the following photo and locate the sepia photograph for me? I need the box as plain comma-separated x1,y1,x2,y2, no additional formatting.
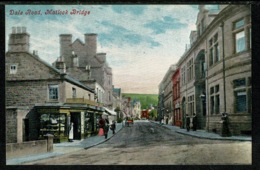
4,3,252,166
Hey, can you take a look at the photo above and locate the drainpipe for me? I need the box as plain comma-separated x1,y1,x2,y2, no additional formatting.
220,22,226,113
205,40,210,132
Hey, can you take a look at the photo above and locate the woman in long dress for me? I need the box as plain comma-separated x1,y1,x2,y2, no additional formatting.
69,122,74,142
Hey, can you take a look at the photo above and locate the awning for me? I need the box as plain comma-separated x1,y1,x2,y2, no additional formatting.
104,107,117,116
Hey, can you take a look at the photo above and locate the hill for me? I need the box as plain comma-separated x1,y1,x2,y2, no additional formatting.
122,93,158,110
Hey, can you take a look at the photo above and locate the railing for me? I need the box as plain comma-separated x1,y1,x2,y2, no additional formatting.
66,98,103,107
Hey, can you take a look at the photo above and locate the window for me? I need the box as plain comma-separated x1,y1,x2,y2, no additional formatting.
209,48,214,66
235,91,247,112
72,88,76,98
235,31,246,53
210,96,214,115
49,85,58,100
39,113,67,139
214,43,219,62
210,85,220,114
187,58,193,82
188,95,194,115
235,19,245,29
233,77,251,113
209,33,219,66
181,66,186,86
233,18,251,54
10,64,17,74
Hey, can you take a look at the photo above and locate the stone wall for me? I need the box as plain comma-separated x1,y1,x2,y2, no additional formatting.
6,109,18,143
6,80,62,108
6,136,54,159
6,107,29,143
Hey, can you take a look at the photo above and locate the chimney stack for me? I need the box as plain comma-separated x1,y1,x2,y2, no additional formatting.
8,26,30,52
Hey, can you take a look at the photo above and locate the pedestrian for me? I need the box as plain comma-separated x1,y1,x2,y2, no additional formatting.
192,113,197,131
104,117,110,139
110,120,116,134
68,122,74,142
98,115,105,137
221,113,231,137
186,114,190,132
166,115,169,125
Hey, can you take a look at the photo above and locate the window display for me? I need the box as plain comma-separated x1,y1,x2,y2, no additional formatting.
39,113,67,141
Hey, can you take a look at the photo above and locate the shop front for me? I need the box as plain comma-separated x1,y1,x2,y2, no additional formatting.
36,104,104,143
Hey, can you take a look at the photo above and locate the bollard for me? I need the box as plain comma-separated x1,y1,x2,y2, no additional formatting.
44,134,54,152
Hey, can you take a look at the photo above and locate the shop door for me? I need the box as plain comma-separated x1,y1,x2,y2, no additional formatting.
71,112,81,140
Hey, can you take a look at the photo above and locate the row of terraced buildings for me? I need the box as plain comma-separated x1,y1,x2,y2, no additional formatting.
158,4,251,136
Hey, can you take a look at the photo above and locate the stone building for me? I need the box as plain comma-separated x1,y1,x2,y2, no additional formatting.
177,5,251,135
6,27,104,143
53,33,113,109
113,87,123,119
172,67,181,127
131,100,141,119
158,64,177,124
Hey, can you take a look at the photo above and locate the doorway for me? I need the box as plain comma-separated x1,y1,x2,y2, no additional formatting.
70,112,81,140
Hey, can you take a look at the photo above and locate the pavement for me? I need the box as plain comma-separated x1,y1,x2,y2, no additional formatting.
150,120,252,141
6,120,251,165
6,122,124,165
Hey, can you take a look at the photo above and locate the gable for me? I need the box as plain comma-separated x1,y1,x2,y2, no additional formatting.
6,52,61,81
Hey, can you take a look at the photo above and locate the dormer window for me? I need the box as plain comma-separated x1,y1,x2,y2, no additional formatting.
10,64,17,74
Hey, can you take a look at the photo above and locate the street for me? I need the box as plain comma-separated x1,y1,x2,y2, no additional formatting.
23,120,251,165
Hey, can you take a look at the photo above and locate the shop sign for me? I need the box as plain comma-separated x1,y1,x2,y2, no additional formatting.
37,108,59,113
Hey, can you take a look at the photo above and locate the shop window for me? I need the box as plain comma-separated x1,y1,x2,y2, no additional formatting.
10,64,17,74
39,113,67,141
49,85,58,100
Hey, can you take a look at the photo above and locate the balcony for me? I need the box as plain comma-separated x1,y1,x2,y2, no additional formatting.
66,98,103,107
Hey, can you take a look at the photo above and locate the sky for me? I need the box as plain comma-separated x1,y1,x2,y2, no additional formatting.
5,5,199,94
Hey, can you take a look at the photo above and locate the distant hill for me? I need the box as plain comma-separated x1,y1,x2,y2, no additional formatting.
122,93,158,110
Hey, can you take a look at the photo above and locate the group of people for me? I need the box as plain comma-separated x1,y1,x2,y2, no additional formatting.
186,113,197,132
68,115,116,142
98,115,116,139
